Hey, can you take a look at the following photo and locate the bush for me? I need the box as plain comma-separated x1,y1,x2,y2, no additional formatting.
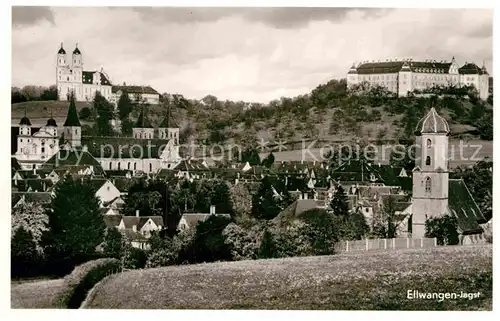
223,222,262,260
79,107,92,120
11,227,43,278
123,247,147,269
425,215,459,245
57,258,121,309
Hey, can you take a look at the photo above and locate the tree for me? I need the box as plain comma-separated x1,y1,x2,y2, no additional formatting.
40,85,58,101
228,183,253,222
299,209,338,255
11,202,49,255
102,227,123,259
257,228,278,259
44,177,106,270
93,91,115,137
330,185,349,216
261,152,275,168
79,107,92,120
11,227,40,277
379,197,397,238
425,215,459,245
183,215,232,263
251,176,292,220
241,147,261,166
117,89,133,120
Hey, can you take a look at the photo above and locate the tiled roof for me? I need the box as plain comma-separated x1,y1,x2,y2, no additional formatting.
274,199,322,222
355,60,453,75
63,97,81,127
12,192,52,205
415,107,450,135
81,136,170,159
121,216,164,230
43,150,105,175
448,179,486,234
105,170,133,178
121,229,149,242
103,215,122,229
458,63,487,75
82,71,112,86
111,177,143,192
112,85,159,95
174,159,210,172
12,179,54,192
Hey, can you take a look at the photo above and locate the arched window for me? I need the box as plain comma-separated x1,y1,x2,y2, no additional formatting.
118,162,121,170
425,177,432,193
134,162,137,170
109,162,112,170
426,156,431,166
128,162,131,170
149,163,152,172
427,139,432,149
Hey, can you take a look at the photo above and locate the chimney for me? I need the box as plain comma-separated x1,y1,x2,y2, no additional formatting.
136,209,140,217
210,205,215,215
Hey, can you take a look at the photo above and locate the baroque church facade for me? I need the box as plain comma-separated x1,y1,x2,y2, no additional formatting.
56,43,160,105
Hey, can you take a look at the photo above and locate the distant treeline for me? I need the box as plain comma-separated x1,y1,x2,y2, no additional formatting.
12,85,58,103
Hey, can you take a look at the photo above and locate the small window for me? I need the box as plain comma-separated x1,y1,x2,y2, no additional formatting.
20,139,23,142
425,177,432,193
134,163,137,170
149,163,152,172
109,162,112,170
427,139,432,149
365,208,369,213
128,162,131,170
425,156,431,166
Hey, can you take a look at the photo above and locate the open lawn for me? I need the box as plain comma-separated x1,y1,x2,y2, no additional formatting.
83,244,492,310
11,278,66,309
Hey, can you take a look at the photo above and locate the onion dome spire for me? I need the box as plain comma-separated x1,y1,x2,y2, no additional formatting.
58,42,66,55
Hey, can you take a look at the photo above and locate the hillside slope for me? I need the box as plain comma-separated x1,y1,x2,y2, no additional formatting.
84,245,491,310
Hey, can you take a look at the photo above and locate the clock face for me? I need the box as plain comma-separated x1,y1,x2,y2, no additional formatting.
23,148,29,155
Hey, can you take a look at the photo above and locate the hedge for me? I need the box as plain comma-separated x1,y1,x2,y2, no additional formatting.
56,258,121,309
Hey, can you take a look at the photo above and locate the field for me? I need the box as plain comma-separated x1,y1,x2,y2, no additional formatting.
83,244,492,310
11,278,66,309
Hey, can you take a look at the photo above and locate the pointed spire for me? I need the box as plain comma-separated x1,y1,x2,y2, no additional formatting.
134,104,153,128
64,92,81,127
160,100,178,128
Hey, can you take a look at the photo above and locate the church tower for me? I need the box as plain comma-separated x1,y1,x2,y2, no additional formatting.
56,43,69,100
63,93,81,148
71,44,83,100
411,107,450,238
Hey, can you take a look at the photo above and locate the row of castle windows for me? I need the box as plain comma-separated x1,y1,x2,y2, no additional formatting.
107,162,171,171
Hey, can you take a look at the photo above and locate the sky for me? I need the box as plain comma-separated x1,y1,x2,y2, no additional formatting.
11,7,493,103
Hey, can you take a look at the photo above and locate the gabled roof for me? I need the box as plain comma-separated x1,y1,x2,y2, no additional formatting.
274,199,322,222
43,150,105,175
448,179,486,234
174,159,210,172
121,216,164,230
459,63,487,75
12,178,54,192
63,96,81,127
82,71,112,86
12,192,52,205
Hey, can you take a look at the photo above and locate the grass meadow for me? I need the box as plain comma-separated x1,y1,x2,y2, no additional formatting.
82,244,492,310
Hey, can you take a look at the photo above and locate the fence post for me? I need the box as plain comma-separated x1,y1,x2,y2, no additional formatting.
407,237,410,248
393,238,395,249
384,238,387,249
346,240,349,252
420,238,424,248
365,238,369,251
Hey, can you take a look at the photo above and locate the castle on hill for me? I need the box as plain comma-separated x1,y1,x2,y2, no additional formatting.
56,43,160,105
346,58,490,100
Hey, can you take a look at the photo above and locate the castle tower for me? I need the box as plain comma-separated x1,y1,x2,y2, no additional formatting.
19,108,31,136
411,107,450,238
45,112,58,137
71,44,83,100
158,103,179,144
63,93,81,148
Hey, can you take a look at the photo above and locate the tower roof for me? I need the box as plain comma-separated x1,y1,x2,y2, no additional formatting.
159,104,178,128
415,107,450,135
134,107,154,128
73,43,81,55
19,116,31,126
63,95,81,127
58,43,66,55
46,118,57,127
